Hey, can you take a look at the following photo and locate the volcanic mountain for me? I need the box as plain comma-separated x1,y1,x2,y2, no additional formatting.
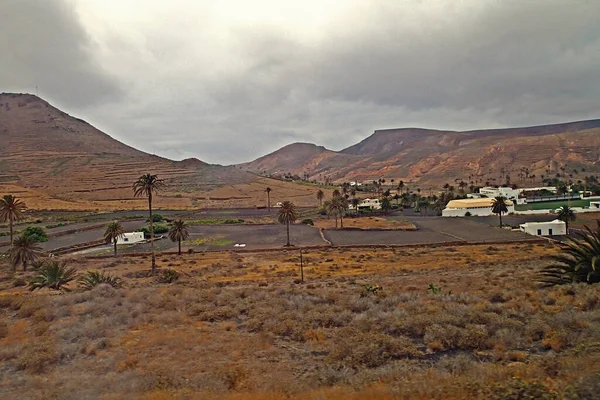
0,93,324,209
240,120,600,187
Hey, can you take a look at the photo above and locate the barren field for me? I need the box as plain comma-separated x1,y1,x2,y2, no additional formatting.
2,242,600,399
315,216,416,230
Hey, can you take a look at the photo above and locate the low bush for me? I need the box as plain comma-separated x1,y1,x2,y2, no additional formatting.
22,226,48,243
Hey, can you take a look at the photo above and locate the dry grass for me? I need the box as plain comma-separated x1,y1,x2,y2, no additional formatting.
1,242,600,398
314,216,416,230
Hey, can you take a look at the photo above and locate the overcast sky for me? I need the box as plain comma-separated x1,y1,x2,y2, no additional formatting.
2,0,600,164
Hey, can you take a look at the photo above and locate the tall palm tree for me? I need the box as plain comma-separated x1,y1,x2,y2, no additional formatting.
168,220,190,255
557,206,576,235
133,174,164,274
104,221,125,257
381,196,392,215
491,196,509,227
0,195,27,248
316,189,325,206
277,201,298,246
351,198,360,215
329,196,348,228
265,187,272,211
9,235,42,272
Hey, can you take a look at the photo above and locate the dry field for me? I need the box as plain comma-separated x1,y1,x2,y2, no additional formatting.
315,216,416,230
1,243,600,399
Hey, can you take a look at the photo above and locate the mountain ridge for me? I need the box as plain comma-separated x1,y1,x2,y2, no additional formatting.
240,119,600,186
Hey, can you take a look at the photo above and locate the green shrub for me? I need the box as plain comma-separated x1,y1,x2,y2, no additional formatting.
146,214,164,223
22,226,48,243
301,218,314,226
137,224,169,238
79,271,122,290
157,269,180,283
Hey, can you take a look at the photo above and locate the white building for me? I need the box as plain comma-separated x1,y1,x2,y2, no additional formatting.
478,187,526,204
349,181,363,187
349,198,381,210
519,220,566,236
442,198,515,217
116,232,145,245
591,201,600,209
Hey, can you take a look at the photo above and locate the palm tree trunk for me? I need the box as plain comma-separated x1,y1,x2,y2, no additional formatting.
9,214,13,248
499,212,503,228
23,260,27,272
178,239,181,255
340,214,343,228
286,221,290,246
149,193,156,274
267,193,271,212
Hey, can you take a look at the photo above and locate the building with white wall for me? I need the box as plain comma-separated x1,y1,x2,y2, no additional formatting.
478,187,527,204
591,201,600,209
519,220,566,236
349,198,381,210
116,232,145,245
442,198,515,217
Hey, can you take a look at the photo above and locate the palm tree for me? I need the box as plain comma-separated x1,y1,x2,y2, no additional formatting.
9,235,42,272
265,187,272,211
28,260,78,291
539,222,600,286
329,196,348,228
351,198,360,215
332,189,341,198
381,196,392,215
133,174,164,274
316,189,325,206
277,201,298,246
104,221,125,257
0,195,27,247
79,271,122,290
557,206,576,235
491,196,509,227
168,220,190,255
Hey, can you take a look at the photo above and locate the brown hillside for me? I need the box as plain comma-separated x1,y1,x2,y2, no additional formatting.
0,93,326,209
240,120,600,187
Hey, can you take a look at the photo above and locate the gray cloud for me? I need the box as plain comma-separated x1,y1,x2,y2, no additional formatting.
0,0,121,108
2,0,600,165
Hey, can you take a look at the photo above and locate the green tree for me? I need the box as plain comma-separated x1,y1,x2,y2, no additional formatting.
351,197,360,214
491,196,509,227
168,219,190,255
0,195,27,248
557,206,576,234
265,187,272,211
277,201,298,247
104,221,125,257
9,235,42,272
133,174,164,274
22,226,48,243
539,222,600,286
28,260,78,291
381,196,392,215
316,189,325,206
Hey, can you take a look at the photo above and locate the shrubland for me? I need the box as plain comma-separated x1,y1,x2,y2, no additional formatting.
1,243,600,399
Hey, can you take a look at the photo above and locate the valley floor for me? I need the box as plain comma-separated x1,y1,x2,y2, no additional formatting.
1,243,600,399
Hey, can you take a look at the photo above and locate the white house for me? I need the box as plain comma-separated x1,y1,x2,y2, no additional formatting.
349,198,381,210
349,181,363,187
442,198,515,217
116,232,145,245
591,201,600,209
519,220,566,236
478,187,526,204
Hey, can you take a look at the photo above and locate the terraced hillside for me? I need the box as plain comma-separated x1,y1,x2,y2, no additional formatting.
240,120,600,187
0,93,326,210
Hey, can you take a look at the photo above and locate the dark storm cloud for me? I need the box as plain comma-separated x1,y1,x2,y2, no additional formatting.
0,0,121,108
